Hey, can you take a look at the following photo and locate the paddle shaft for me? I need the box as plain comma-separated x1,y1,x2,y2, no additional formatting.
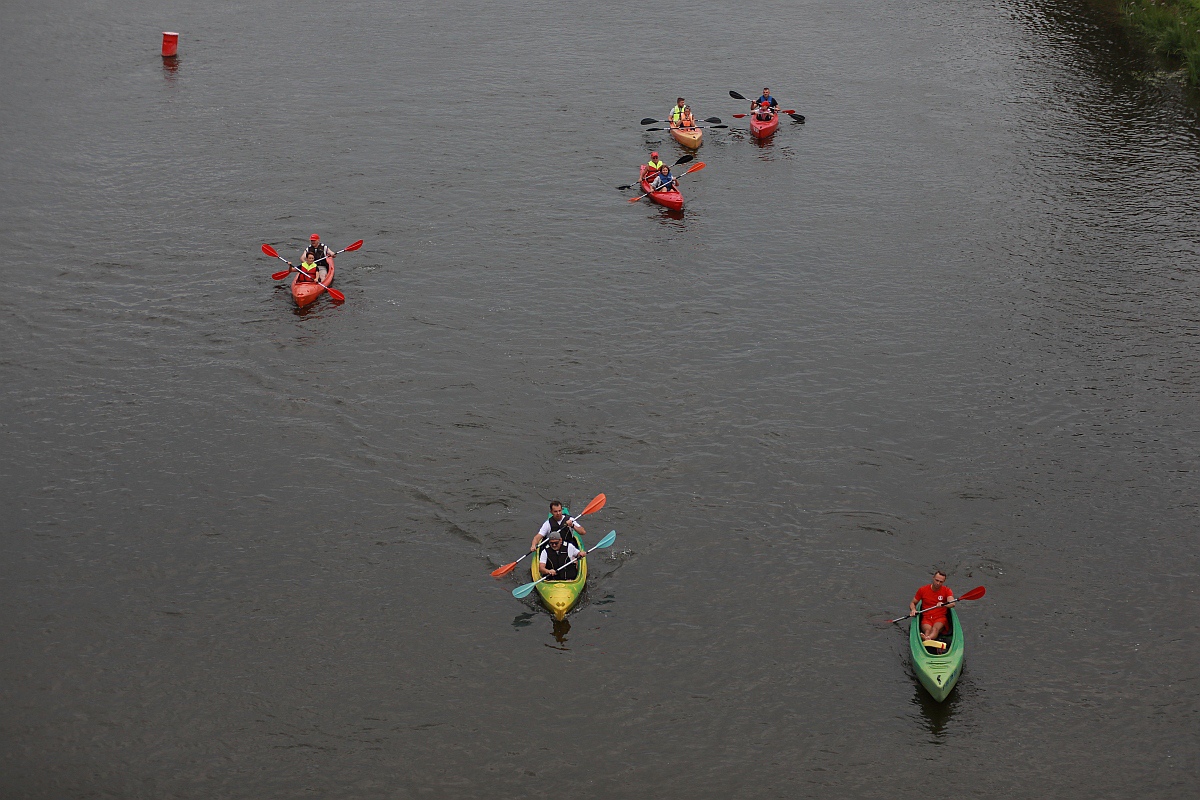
513,530,616,598
891,585,986,624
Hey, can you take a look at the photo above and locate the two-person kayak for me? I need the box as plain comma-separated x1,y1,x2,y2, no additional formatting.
531,530,589,620
669,121,703,149
291,255,335,308
639,165,685,211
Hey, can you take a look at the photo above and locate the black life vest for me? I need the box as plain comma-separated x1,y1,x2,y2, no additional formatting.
542,542,579,581
305,243,330,266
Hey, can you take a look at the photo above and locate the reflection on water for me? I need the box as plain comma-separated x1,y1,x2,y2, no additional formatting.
911,673,963,739
161,56,179,79
547,618,571,649
511,612,536,630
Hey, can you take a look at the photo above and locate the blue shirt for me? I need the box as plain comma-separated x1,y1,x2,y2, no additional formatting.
756,94,777,107
652,172,675,190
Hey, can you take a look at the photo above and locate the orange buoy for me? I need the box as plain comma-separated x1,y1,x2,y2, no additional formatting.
161,32,179,58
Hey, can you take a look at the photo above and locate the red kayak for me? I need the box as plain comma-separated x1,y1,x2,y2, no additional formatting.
749,110,779,139
639,165,684,211
291,255,335,307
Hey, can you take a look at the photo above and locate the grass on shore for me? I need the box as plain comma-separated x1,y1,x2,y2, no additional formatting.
1122,0,1200,82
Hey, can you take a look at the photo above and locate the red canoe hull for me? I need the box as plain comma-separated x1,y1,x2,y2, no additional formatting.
291,255,335,307
639,165,684,211
750,112,779,139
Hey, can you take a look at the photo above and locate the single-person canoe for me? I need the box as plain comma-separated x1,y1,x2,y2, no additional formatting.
669,121,703,149
532,530,588,620
639,165,684,211
749,110,780,139
909,602,964,702
291,255,335,308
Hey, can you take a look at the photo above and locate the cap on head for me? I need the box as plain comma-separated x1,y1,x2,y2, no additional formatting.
548,529,563,540
310,233,320,241
651,151,659,158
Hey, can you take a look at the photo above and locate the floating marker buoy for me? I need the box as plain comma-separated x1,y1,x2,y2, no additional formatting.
161,32,179,58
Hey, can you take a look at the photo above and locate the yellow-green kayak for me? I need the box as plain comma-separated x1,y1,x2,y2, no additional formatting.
532,531,587,620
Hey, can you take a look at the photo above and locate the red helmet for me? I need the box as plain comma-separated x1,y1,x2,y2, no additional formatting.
651,151,659,158
310,233,320,241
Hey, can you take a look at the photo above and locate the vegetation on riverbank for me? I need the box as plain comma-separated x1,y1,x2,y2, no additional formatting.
1120,0,1200,82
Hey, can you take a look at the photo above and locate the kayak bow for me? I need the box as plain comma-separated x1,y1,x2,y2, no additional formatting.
291,254,335,307
532,530,588,620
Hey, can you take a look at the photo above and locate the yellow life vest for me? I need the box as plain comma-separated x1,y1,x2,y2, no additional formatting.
670,105,688,123
647,159,664,171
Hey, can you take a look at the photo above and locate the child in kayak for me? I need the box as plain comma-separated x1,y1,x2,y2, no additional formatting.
297,252,322,282
669,98,695,129
651,164,677,192
754,100,774,121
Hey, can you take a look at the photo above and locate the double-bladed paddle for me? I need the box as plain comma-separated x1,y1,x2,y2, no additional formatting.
730,91,805,123
490,493,607,577
644,124,727,132
627,162,705,202
887,585,987,625
641,116,722,125
263,240,363,302
511,530,617,599
617,155,693,190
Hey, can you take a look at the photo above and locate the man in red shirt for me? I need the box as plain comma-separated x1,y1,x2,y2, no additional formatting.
909,570,956,641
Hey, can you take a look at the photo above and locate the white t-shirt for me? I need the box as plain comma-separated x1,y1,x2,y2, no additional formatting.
539,543,581,565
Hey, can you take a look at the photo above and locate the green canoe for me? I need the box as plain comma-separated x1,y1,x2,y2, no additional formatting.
909,602,964,702
532,530,587,621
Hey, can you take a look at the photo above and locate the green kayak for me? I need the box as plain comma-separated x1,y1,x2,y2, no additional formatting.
909,602,964,702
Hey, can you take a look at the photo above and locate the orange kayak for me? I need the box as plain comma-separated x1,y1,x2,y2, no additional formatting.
291,255,335,307
669,121,703,149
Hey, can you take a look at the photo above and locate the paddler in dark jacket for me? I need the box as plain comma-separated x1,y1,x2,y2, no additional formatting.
302,233,334,272
537,529,584,581
530,500,585,550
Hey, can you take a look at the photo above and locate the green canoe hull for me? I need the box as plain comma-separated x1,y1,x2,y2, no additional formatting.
909,604,964,702
532,531,587,620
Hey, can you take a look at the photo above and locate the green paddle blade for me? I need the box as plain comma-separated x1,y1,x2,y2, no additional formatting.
593,530,616,550
512,581,537,599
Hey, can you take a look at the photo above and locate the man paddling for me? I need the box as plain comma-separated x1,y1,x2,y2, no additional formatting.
909,570,956,642
753,87,778,113
669,97,695,129
301,234,333,281
538,529,583,581
530,500,586,551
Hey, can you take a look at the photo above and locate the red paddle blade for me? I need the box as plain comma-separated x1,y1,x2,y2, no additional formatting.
779,109,796,114
578,493,606,517
326,286,346,302
271,268,292,280
628,195,643,203
959,586,986,601
732,113,749,118
343,239,364,252
684,162,706,174
261,243,280,258
491,562,517,578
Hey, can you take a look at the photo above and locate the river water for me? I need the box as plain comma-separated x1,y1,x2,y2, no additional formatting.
2,0,1198,797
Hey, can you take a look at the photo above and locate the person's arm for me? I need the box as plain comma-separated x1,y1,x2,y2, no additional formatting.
570,519,585,537
909,593,920,617
531,520,551,550
538,550,554,576
944,589,956,607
